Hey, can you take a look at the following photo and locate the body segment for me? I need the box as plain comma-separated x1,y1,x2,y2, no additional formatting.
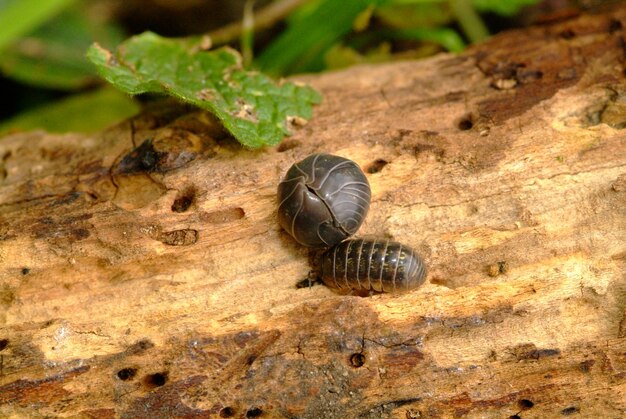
320,239,427,293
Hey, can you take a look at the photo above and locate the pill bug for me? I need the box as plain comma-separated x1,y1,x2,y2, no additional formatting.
277,153,371,248
320,239,427,293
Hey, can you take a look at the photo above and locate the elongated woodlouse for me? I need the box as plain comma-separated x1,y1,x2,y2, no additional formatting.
320,239,427,293
277,153,371,248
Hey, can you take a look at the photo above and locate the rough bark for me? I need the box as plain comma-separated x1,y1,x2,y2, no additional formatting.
1,5,625,419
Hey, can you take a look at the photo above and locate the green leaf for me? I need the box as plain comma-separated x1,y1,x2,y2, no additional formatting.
0,0,76,53
256,0,385,75
0,87,139,136
87,32,321,149
0,8,125,90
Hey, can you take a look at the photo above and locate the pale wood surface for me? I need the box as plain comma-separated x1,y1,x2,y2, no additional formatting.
0,5,625,419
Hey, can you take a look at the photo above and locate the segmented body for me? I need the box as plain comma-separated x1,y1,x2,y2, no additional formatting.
277,154,370,248
320,239,427,293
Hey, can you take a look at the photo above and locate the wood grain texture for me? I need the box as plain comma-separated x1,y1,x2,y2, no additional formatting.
1,6,625,419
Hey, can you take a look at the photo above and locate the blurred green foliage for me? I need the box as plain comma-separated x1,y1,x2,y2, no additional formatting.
0,87,139,136
0,0,76,52
0,0,137,135
0,0,541,138
473,0,541,16
256,0,540,75
1,8,125,90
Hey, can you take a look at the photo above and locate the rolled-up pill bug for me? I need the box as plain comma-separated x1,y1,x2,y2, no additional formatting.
320,239,427,293
277,153,371,248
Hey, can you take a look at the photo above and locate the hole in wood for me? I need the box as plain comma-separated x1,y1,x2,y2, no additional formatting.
172,187,196,213
117,367,137,381
561,406,579,415
609,18,623,34
0,339,8,351
457,116,473,131
246,407,263,417
200,207,245,224
277,139,301,152
143,372,168,388
219,406,235,417
518,399,534,409
21,267,30,275
365,159,389,174
350,353,365,368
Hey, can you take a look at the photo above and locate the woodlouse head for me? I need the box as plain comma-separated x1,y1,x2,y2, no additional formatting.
277,153,371,248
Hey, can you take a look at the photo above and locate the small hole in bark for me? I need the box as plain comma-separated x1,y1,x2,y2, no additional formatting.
561,406,579,415
219,406,235,417
200,207,245,224
0,339,8,351
277,139,301,152
246,407,263,417
518,399,534,409
366,159,388,174
172,187,196,213
296,277,311,288
457,116,473,131
144,372,168,388
350,353,365,367
609,19,623,34
21,267,30,275
560,29,575,39
117,368,137,381
509,416,521,419
517,69,543,83
579,359,594,372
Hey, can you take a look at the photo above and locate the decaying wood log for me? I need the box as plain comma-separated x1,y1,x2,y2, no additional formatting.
1,5,625,419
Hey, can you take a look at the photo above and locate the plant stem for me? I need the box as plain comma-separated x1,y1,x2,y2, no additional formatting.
241,0,255,68
448,0,489,43
209,0,309,46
